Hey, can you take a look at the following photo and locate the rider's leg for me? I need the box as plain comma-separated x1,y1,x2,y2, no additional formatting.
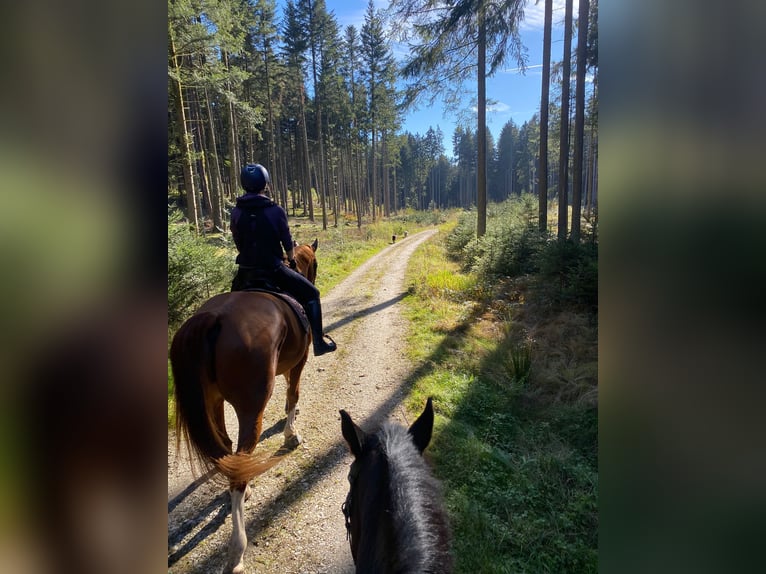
272,266,337,356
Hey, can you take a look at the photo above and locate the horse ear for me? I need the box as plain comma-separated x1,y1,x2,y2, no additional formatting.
340,409,366,459
311,238,318,252
408,397,434,454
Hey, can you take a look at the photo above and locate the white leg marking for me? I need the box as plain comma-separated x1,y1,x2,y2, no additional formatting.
284,407,302,446
226,488,247,574
285,407,296,438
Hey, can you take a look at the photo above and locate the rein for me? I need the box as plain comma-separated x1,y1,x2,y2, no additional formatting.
341,460,360,542
341,492,353,541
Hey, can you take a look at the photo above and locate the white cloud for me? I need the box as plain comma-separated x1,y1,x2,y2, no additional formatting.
470,101,512,114
521,0,567,31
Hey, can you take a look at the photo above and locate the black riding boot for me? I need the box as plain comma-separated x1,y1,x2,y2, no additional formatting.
305,299,337,356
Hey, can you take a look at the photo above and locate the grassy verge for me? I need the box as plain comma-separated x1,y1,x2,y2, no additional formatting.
402,226,598,573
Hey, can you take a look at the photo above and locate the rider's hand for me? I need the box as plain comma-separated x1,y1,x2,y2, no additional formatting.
289,258,297,270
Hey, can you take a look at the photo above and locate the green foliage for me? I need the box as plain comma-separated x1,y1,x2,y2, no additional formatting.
167,210,235,327
535,237,598,314
467,194,541,276
403,229,597,573
444,209,477,261
447,195,598,315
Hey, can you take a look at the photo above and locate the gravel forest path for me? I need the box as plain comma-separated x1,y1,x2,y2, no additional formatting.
168,228,439,573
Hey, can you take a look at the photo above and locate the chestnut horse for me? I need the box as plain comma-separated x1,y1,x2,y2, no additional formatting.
170,240,319,574
340,398,453,573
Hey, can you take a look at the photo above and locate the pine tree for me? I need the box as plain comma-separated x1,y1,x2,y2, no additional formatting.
557,0,574,241
571,0,590,242
361,0,397,222
390,0,527,237
538,0,553,233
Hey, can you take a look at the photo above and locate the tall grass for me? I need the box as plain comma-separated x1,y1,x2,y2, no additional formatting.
402,201,598,572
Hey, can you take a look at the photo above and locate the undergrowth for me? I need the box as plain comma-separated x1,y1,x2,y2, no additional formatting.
447,195,598,315
403,198,598,573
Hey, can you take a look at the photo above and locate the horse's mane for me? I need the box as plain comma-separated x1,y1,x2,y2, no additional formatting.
377,422,452,573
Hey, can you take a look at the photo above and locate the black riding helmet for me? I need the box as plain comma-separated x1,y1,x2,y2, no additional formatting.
240,163,270,192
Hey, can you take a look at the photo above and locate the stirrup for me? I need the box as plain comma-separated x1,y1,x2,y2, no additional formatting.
314,333,337,356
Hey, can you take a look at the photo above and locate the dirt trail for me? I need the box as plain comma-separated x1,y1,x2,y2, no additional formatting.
168,228,439,573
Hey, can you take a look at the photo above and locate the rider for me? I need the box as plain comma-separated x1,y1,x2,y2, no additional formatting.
230,163,337,357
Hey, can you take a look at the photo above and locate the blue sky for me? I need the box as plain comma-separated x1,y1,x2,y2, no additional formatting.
279,0,569,155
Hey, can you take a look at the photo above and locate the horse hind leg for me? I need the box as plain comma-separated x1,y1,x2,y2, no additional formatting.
223,410,263,573
225,485,247,574
283,361,306,448
213,398,233,453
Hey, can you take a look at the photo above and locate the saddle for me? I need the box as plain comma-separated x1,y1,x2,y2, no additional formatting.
245,286,309,334
231,267,310,332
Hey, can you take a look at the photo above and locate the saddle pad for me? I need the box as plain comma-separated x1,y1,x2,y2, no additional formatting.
243,288,309,333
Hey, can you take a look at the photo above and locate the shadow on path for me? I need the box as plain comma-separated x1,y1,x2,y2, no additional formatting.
324,292,408,333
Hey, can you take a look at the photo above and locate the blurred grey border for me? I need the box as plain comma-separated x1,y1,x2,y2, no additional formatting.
0,0,167,572
600,1,766,572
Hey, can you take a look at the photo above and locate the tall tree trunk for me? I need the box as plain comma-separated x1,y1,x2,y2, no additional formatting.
277,120,289,208
392,166,398,214
332,157,339,227
584,133,593,218
169,31,198,232
371,128,377,222
289,127,298,215
299,84,314,221
264,45,280,206
571,0,590,242
589,133,598,215
204,88,225,231
539,0,553,233
191,92,212,220
557,0,574,241
223,51,240,198
355,139,363,228
383,132,390,217
307,0,328,230
476,4,487,238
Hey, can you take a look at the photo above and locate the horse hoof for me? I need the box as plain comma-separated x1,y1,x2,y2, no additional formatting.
285,434,302,449
230,563,244,574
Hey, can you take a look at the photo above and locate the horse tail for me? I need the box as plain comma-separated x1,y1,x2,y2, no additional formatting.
171,311,289,485
170,312,229,475
216,451,289,485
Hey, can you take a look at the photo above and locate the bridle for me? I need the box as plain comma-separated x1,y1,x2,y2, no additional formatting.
341,460,360,543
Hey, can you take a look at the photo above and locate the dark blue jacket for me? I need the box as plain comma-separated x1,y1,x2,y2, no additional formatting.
230,193,293,269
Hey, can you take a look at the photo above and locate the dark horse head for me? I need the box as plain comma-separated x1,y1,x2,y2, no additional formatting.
340,398,453,573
